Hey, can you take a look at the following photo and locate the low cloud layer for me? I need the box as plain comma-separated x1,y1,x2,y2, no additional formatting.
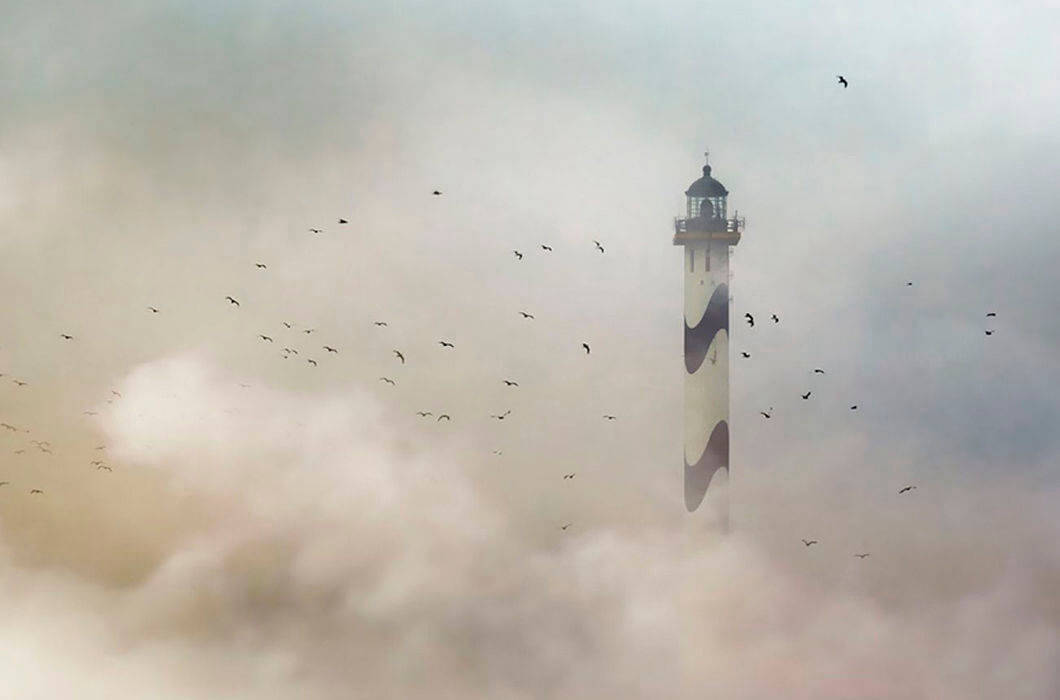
0,355,1054,698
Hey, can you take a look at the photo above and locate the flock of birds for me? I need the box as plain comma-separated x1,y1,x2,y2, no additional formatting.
0,195,618,529
0,74,1006,551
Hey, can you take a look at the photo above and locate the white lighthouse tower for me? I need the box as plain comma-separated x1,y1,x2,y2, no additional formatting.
674,154,744,515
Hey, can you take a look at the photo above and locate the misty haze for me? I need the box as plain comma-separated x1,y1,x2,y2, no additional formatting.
1,1,1058,698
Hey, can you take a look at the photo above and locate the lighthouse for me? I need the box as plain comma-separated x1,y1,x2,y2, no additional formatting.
674,154,744,513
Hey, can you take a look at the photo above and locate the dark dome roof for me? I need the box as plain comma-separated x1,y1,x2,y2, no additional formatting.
685,164,728,198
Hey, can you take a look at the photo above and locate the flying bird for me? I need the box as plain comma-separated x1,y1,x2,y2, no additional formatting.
306,359,317,367
12,380,27,387
338,218,348,224
563,474,575,480
513,250,523,260
259,335,273,342
438,341,454,348
432,190,442,196
225,296,240,306
744,313,754,327
540,244,552,252
519,311,534,319
490,410,511,420
1,424,17,431
801,539,818,547
582,343,591,354
374,321,388,327
59,333,73,340
29,489,43,495
97,465,112,471
741,352,751,358
603,415,617,420
309,228,323,233
379,377,396,385
255,263,267,269
760,408,773,419
393,350,405,363
303,329,315,334
111,390,121,398
492,449,502,455
906,281,913,286
594,240,604,253
813,368,826,374
437,414,451,422
801,391,812,400
850,405,858,410
282,347,298,355
854,553,871,559
416,411,433,417
147,306,159,313
837,75,848,87
985,330,994,336
323,346,338,353
560,523,572,531
771,314,779,323
898,485,917,494
986,312,997,317
283,322,293,328
503,380,519,387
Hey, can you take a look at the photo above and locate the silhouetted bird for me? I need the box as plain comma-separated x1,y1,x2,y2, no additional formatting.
519,311,534,319
771,314,779,323
986,312,997,317
374,321,388,327
801,391,812,400
837,75,848,87
1,424,16,431
490,410,511,420
741,352,751,358
802,539,818,547
432,190,442,196
283,322,293,328
306,359,317,367
282,347,298,355
97,465,112,471
850,405,858,410
560,523,571,531
259,335,273,342
513,250,523,260
255,263,267,269
760,409,772,419
503,380,518,387
416,411,433,417
338,219,348,224
906,281,913,286
437,414,451,422
438,341,454,348
324,346,338,353
985,330,994,335
303,329,315,334
309,228,323,233
854,553,870,559
603,415,617,420
594,240,604,253
898,485,917,494
225,296,240,306
563,474,575,480
744,313,754,327
13,380,27,387
379,377,396,385
83,411,97,416
541,244,552,252
111,391,121,398
29,489,43,494
147,306,159,313
813,368,825,374
60,334,73,340
492,449,502,455
582,343,591,354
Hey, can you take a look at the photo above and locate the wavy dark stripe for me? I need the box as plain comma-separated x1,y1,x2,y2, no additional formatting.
684,420,729,512
684,283,729,373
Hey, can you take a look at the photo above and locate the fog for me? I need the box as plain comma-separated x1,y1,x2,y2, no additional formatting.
0,1,1057,697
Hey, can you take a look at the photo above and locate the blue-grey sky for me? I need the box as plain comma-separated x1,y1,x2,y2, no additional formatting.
0,2,1057,697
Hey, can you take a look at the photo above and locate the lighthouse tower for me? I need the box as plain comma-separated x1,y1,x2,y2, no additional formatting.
674,154,744,513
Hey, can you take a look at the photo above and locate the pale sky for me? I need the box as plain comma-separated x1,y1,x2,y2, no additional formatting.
0,2,1058,698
